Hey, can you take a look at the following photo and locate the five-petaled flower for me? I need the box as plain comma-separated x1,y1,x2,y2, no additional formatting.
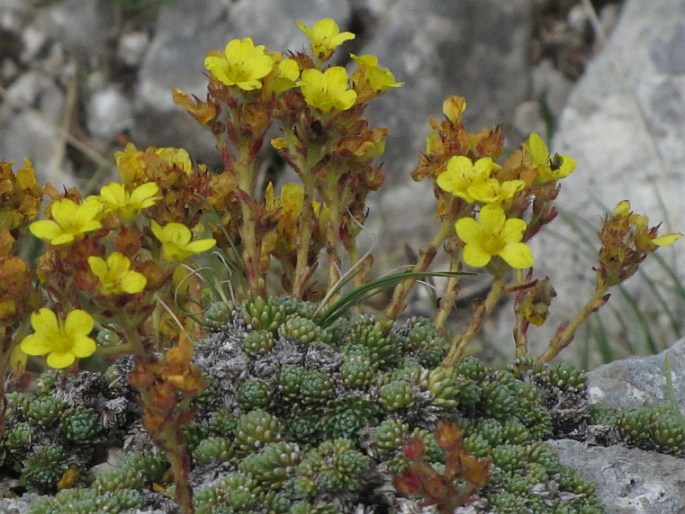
98,182,159,221
437,156,500,204
296,18,355,61
204,37,275,91
467,177,525,206
524,132,576,183
20,308,97,369
151,221,216,262
29,197,102,245
456,204,534,269
299,67,357,113
88,252,148,295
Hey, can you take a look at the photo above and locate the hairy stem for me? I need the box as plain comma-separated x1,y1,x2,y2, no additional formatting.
442,277,506,368
292,173,316,299
433,249,462,330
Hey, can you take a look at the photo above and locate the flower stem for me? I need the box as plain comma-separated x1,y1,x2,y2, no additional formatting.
442,276,505,368
433,245,462,330
537,283,610,363
235,143,264,296
292,173,316,299
324,187,343,295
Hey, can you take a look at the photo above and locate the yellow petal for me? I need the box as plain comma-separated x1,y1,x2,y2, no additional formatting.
31,308,59,335
20,333,52,356
64,309,94,337
186,238,216,254
106,252,132,274
70,335,97,358
88,256,108,279
120,271,147,293
479,204,507,233
525,132,548,165
613,200,631,216
463,245,491,267
29,220,62,241
455,218,480,244
499,242,534,269
131,182,159,204
652,232,683,246
50,199,78,223
500,218,527,244
99,183,126,206
47,351,76,369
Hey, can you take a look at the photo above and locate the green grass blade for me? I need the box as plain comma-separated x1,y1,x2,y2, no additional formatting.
315,271,471,328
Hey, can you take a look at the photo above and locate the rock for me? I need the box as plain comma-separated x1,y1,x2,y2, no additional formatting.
546,338,685,514
28,0,115,59
87,85,134,141
117,31,150,68
132,0,232,157
229,0,351,50
521,0,685,363
587,337,685,412
0,70,77,188
549,439,685,514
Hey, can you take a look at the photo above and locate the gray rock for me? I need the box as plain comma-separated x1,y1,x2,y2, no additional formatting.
587,337,685,412
521,0,685,362
87,85,133,140
545,339,685,514
117,31,150,67
0,70,76,188
549,439,685,514
229,0,351,50
29,0,115,58
132,0,232,155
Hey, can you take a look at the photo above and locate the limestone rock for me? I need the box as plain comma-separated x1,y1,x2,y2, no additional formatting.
522,0,685,363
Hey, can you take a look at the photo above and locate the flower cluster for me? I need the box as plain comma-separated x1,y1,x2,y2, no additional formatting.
427,111,573,270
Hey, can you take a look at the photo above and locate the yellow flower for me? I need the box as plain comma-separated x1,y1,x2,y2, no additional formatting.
299,67,357,113
204,37,275,91
468,178,525,205
20,308,97,369
98,182,159,221
456,204,533,269
115,142,146,184
29,197,102,245
351,54,404,93
154,147,193,174
296,18,355,61
88,252,147,295
151,221,216,262
442,96,467,124
436,156,500,204
524,132,576,183
273,58,300,93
